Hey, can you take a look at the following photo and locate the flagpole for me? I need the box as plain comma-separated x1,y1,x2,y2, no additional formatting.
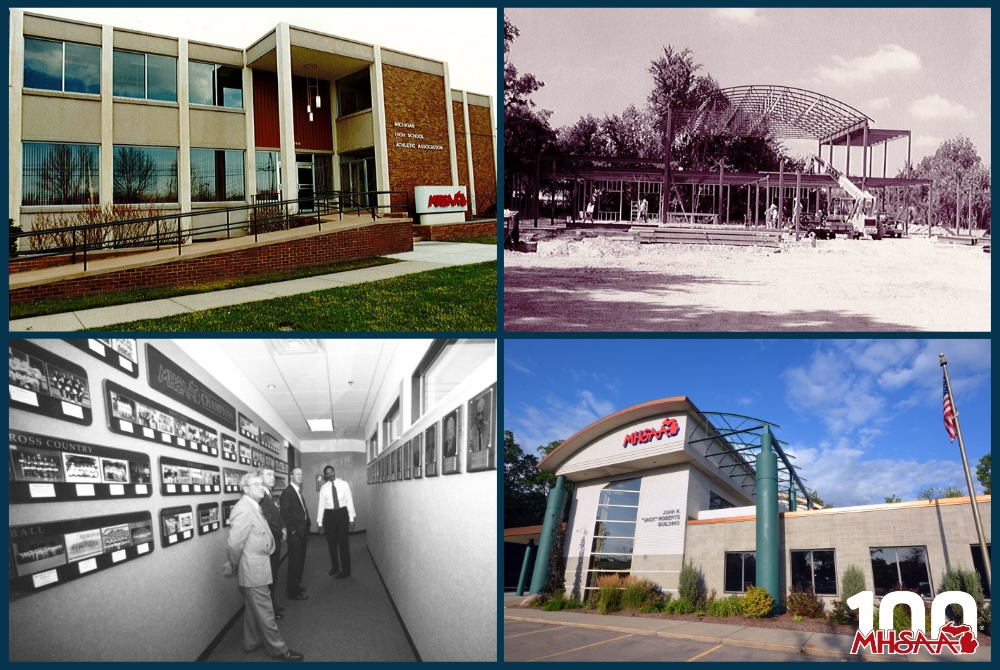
940,353,991,594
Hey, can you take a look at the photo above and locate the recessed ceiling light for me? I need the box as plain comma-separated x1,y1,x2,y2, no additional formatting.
267,384,276,390
307,419,333,432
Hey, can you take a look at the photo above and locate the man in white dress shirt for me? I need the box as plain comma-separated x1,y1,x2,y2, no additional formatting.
316,466,355,579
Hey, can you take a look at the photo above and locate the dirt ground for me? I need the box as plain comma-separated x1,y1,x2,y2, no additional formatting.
503,235,990,331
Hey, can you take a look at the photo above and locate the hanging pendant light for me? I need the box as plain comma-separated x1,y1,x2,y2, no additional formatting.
304,64,320,122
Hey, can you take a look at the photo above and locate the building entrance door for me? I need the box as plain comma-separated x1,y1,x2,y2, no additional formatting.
340,155,376,211
297,162,314,211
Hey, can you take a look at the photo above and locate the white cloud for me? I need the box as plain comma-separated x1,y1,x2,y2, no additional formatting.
509,390,616,452
504,355,534,375
910,94,976,120
866,96,891,111
714,8,762,25
913,135,943,149
816,44,921,84
783,348,885,434
736,396,754,407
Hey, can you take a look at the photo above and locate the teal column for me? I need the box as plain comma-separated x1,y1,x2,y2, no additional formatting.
788,480,797,512
528,475,567,595
516,540,536,596
755,427,779,613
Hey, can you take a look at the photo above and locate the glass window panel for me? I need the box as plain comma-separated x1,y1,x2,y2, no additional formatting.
591,537,634,555
24,38,63,91
743,552,756,588
217,65,243,109
113,50,145,98
790,550,812,592
896,547,931,597
870,548,899,597
113,145,178,203
22,142,100,206
255,151,280,199
598,489,640,507
595,504,639,523
189,61,214,105
223,150,245,200
337,71,372,117
971,545,991,599
606,479,641,492
64,42,100,94
812,550,837,595
589,555,633,571
724,552,744,592
146,54,177,102
592,520,636,538
420,341,493,415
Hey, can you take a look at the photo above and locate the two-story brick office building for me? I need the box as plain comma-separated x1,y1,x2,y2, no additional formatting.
8,10,496,236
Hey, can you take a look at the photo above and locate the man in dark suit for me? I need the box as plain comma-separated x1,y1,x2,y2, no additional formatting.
279,467,309,600
223,472,303,661
258,467,286,616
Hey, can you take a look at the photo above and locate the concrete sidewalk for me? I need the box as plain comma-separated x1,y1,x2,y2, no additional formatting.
10,241,497,332
504,596,991,662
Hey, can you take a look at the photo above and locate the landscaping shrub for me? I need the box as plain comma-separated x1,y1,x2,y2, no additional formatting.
25,203,176,252
707,596,744,618
786,585,826,619
621,576,661,611
663,597,694,615
979,603,990,636
881,585,931,634
828,599,857,626
939,566,988,634
9,219,21,256
542,592,586,611
841,564,866,602
596,574,623,614
741,586,775,618
678,560,703,604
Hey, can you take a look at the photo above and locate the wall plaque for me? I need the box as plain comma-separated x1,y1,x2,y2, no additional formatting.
222,499,238,527
65,338,139,378
466,383,496,472
105,380,219,457
159,505,195,548
223,467,246,493
221,434,237,462
9,429,152,503
238,413,260,443
146,344,236,429
159,456,221,496
197,503,221,535
9,339,93,426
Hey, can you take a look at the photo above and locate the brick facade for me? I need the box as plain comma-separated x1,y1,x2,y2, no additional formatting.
412,220,497,242
382,65,453,218
468,105,497,217
10,220,413,304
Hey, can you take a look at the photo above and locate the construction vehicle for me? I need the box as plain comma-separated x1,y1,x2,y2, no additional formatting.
809,155,880,239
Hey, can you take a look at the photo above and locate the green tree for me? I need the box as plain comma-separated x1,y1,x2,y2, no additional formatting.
916,485,964,500
913,135,991,232
503,430,548,528
884,494,901,503
809,489,833,509
975,453,991,495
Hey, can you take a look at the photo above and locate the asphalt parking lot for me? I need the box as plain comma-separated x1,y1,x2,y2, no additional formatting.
503,620,855,662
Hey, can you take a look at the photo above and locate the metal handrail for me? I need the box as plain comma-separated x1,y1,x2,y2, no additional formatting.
11,190,409,271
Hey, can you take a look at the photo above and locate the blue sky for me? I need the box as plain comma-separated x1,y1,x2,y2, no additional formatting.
504,338,991,508
507,7,991,171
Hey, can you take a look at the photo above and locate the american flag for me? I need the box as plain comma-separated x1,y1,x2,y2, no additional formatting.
942,373,957,442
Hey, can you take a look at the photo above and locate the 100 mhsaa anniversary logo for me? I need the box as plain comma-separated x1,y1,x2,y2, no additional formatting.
848,591,979,655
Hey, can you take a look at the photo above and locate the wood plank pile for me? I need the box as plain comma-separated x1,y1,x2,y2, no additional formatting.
631,225,783,248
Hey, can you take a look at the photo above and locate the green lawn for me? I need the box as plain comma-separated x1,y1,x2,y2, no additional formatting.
88,262,497,332
10,257,400,320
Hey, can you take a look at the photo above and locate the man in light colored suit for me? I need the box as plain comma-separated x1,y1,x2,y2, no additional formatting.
223,472,304,662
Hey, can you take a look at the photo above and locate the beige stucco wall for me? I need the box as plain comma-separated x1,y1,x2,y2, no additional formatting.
113,102,180,146
336,111,375,153
22,95,102,142
189,108,247,149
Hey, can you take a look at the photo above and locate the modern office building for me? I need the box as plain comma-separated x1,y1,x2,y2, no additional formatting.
507,397,991,606
8,10,497,235
9,337,497,661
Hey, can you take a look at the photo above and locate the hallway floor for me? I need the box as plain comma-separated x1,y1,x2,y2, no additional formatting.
206,532,417,662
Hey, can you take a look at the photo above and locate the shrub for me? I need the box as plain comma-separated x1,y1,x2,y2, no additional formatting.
621,576,661,611
741,586,775,618
979,603,990,636
707,596,744,618
9,219,21,256
939,567,985,606
841,564,866,602
880,585,931,634
541,592,586,611
663,597,694,615
678,560,703,604
596,574,623,614
828,599,857,626
25,203,178,252
786,585,827,619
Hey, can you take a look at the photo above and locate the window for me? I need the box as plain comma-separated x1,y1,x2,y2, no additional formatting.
113,50,176,101
971,544,991,599
191,149,245,202
113,145,178,203
709,491,735,510
255,151,281,200
382,398,401,448
585,478,641,593
22,142,100,206
337,70,372,117
411,340,493,420
790,549,837,595
24,37,100,94
189,61,243,108
870,547,932,598
724,551,756,593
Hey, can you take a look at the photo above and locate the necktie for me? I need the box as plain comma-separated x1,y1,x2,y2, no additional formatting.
332,481,341,510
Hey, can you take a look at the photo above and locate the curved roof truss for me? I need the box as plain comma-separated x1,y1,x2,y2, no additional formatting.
687,85,873,141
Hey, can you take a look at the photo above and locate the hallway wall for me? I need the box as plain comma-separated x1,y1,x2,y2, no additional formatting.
365,340,497,661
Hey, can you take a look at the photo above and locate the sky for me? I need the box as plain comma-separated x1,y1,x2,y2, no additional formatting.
26,7,498,96
504,338,991,508
506,7,991,171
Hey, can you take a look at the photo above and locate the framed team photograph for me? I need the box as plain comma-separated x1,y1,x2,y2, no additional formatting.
129,461,151,485
442,406,461,474
239,443,253,465
10,445,64,483
465,383,496,472
129,518,154,546
177,511,194,532
61,452,101,483
411,433,422,479
424,424,438,477
11,533,67,578
100,456,130,484
9,340,93,425
163,515,179,535
403,440,412,479
100,523,132,552
109,390,136,422
63,528,104,563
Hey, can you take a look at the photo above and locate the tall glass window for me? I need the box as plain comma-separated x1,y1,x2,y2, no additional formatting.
724,551,756,593
585,478,641,594
870,546,932,597
24,37,100,94
336,70,372,117
191,149,244,202
22,142,100,206
189,61,243,108
255,151,281,200
113,50,177,101
790,549,837,595
113,145,178,203
411,340,492,420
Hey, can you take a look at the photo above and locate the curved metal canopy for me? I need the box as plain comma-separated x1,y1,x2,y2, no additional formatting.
687,85,873,141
